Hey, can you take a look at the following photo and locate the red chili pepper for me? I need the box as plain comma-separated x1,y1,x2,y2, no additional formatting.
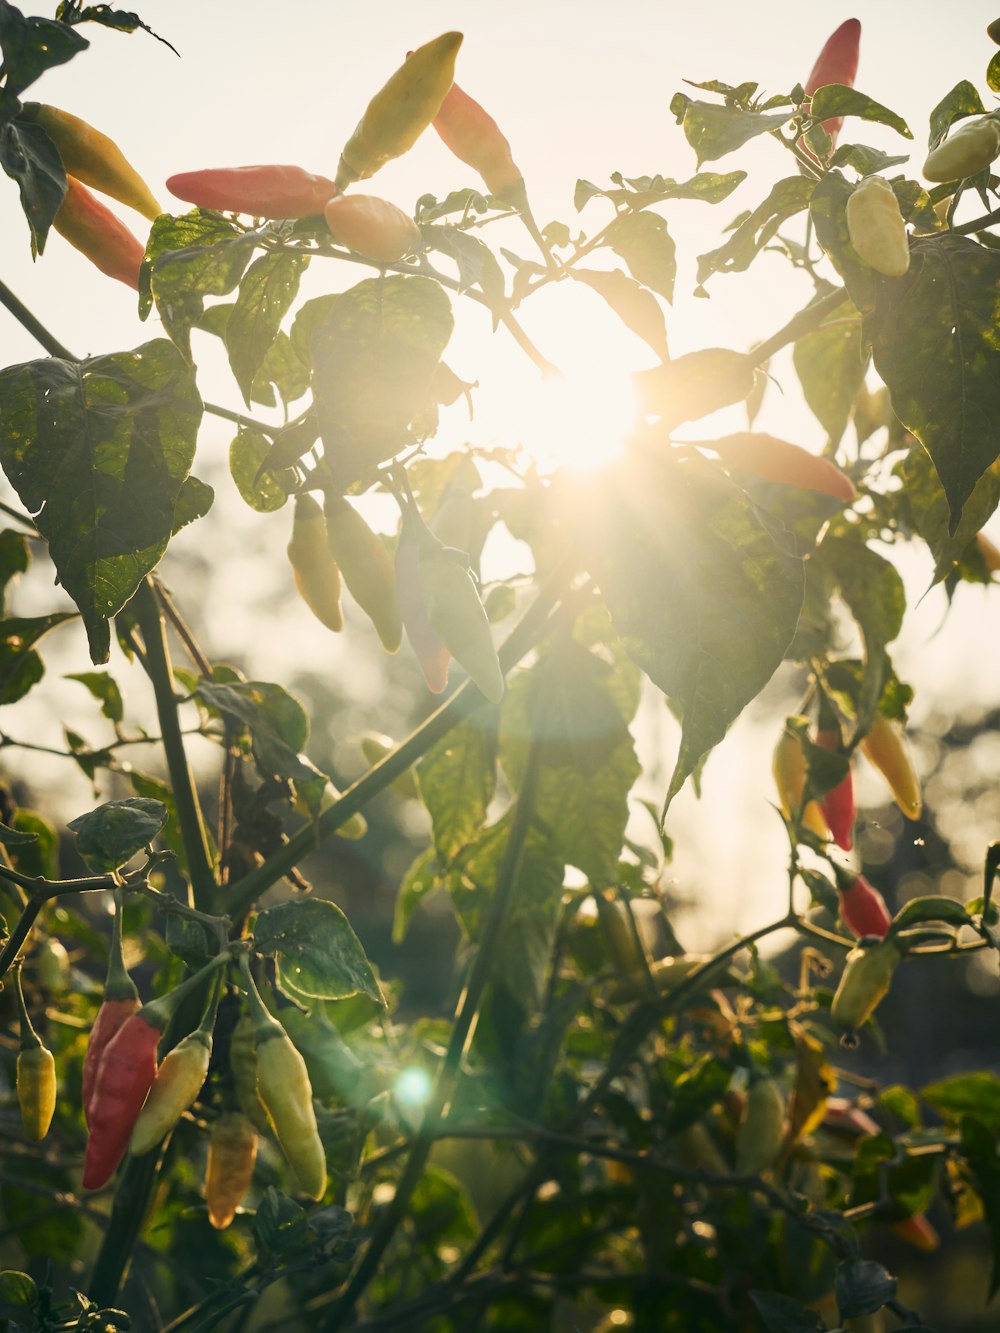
53,177,145,289
837,873,891,939
82,895,139,1126
83,1010,161,1189
430,76,524,203
804,19,861,149
706,433,856,502
166,165,338,219
816,726,855,851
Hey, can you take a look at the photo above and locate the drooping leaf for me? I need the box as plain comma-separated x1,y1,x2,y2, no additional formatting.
570,267,669,359
922,1072,1000,1134
818,529,905,739
633,348,756,429
498,640,640,884
605,210,676,302
829,144,911,175
749,1290,827,1333
417,719,498,866
809,85,911,140
0,529,28,613
899,448,1000,585
0,2,88,95
869,235,1000,532
68,796,168,871
793,303,868,446
7,810,58,881
65,670,123,723
569,452,803,813
421,223,505,316
225,250,308,404
171,474,214,533
0,339,202,662
927,81,985,148
0,117,66,253
0,612,75,704
229,426,292,512
393,847,440,943
254,898,384,1005
835,1259,897,1320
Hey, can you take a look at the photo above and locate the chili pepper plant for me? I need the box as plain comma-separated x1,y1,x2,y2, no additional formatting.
0,4,999,1330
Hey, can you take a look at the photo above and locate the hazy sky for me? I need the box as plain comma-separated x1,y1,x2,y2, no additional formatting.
1,2,999,944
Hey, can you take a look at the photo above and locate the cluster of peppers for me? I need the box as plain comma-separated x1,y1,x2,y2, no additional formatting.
11,896,329,1226
286,485,504,704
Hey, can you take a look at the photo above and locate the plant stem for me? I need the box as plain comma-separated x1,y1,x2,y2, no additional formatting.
132,579,217,913
225,559,574,919
87,1146,166,1308
749,285,849,365
320,711,547,1331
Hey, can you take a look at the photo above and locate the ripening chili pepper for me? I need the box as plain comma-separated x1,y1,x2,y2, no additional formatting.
243,967,326,1200
676,1121,729,1176
859,713,921,820
13,967,56,1141
429,74,525,202
53,177,145,289
418,539,504,704
323,494,403,651
82,894,140,1126
735,1076,785,1175
130,985,218,1155
24,103,161,219
823,1095,881,1137
816,725,855,851
772,725,832,841
804,19,862,149
228,1012,270,1132
396,510,451,694
287,494,345,633
166,164,338,218
205,1111,258,1230
891,1213,940,1252
323,194,421,262
831,937,902,1032
923,116,1000,183
35,937,70,994
835,871,892,940
706,433,856,502
336,31,463,189
846,177,910,278
84,955,227,1189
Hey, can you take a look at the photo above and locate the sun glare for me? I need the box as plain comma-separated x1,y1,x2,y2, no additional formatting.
504,366,636,475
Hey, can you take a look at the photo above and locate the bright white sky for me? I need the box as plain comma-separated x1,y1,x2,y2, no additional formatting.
1,2,999,946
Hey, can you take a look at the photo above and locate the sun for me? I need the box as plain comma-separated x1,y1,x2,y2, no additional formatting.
512,365,637,474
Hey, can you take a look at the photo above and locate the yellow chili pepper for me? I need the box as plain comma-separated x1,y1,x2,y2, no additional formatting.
287,494,344,632
25,103,161,220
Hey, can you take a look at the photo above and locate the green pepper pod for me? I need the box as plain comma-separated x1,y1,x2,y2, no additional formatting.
831,937,903,1032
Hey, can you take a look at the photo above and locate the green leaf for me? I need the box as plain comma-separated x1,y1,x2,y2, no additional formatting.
253,1187,309,1258
681,101,794,164
810,85,911,140
409,1166,478,1244
0,1269,37,1317
6,809,57,880
989,52,1000,96
225,250,308,404
171,474,214,534
229,426,291,512
633,347,757,429
0,3,88,95
0,528,28,614
293,276,454,489
922,1072,1000,1133
421,223,505,316
959,1116,1000,1296
570,453,803,814
928,81,985,148
68,796,168,871
499,641,640,884
818,530,904,739
254,899,385,1005
0,339,203,662
898,447,1000,585
605,210,676,302
449,815,565,1011
393,847,439,943
127,770,188,872
417,719,497,866
835,1258,896,1319
0,117,66,253
870,235,1000,532
749,1290,826,1333
697,176,814,285
570,267,669,359
251,329,310,407
793,304,868,445
828,143,911,175
143,210,257,352
662,1054,732,1135
65,670,123,723
0,612,75,704
196,679,324,799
